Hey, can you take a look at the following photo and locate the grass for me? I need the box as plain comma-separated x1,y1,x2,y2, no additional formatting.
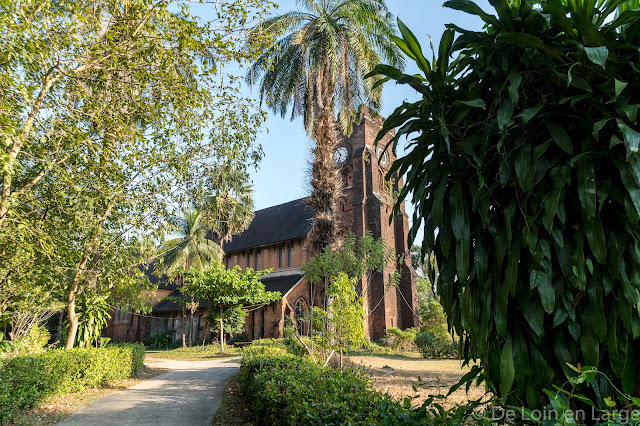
7,365,168,426
347,355,486,409
146,344,241,361
211,375,255,426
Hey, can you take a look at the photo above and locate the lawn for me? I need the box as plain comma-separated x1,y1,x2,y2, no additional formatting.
347,354,486,409
146,344,241,361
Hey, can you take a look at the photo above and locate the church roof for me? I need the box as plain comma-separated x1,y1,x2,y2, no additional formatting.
261,272,304,296
222,198,313,253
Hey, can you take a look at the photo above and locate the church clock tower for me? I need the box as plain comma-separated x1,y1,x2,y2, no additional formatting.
333,112,419,338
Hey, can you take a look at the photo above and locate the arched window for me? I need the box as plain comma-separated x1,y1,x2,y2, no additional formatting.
294,298,309,336
287,244,292,267
378,170,385,191
255,249,260,270
278,246,283,268
247,251,251,268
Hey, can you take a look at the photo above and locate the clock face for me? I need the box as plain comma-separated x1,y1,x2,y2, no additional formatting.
333,146,349,166
377,148,389,167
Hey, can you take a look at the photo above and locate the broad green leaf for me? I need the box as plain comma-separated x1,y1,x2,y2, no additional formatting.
523,299,544,339
443,0,500,26
577,159,597,220
617,120,640,158
546,121,573,154
457,99,486,109
499,337,515,397
519,105,543,125
497,99,514,131
538,264,555,313
397,19,431,75
584,216,606,264
508,74,522,105
615,79,628,98
584,46,609,66
593,118,610,139
497,33,562,59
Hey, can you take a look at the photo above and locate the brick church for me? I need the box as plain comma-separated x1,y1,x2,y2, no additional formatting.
103,114,418,343
223,113,418,340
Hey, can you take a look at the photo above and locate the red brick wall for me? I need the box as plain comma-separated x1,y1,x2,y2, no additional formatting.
225,238,310,272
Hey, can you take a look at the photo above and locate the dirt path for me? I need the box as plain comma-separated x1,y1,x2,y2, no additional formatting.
58,357,240,426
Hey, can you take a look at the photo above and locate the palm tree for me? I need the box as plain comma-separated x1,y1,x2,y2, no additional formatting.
248,0,403,252
161,207,223,276
204,166,255,244
160,207,223,346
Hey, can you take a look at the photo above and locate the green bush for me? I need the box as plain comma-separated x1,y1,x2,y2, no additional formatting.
147,331,172,350
371,0,640,411
381,327,418,352
415,332,458,360
18,325,50,354
0,343,145,423
240,342,499,425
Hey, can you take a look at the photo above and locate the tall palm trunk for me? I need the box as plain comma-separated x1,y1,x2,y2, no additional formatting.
308,63,341,255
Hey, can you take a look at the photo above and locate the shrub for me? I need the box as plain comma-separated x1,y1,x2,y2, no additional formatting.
147,331,172,350
240,342,501,425
415,332,458,360
0,343,145,423
381,327,418,352
18,325,50,354
370,0,640,411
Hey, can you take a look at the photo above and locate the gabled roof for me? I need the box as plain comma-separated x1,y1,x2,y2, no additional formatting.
262,273,304,296
222,198,313,253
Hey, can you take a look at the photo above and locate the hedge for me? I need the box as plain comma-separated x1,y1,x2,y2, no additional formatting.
239,341,493,425
0,343,145,423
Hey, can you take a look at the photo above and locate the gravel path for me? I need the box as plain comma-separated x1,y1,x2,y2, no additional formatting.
58,357,240,426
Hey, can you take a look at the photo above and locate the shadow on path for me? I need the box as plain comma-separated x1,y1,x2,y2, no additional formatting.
58,357,240,426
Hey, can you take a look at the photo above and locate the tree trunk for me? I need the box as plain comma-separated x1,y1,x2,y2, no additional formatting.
55,309,64,344
65,291,79,349
188,310,193,347
181,307,186,348
307,62,340,256
219,305,224,352
340,348,343,373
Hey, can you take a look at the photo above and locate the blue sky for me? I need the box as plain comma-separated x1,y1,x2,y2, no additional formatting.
196,0,493,216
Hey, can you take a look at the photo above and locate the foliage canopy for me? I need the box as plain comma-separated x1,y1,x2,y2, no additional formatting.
371,0,640,411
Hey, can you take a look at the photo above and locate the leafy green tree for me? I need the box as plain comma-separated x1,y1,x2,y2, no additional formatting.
66,292,111,348
303,230,398,304
206,305,247,337
0,0,273,348
160,207,224,347
183,262,280,352
312,273,366,371
247,0,403,252
371,1,640,412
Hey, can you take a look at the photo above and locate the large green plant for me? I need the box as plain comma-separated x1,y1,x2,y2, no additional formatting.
369,0,640,411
